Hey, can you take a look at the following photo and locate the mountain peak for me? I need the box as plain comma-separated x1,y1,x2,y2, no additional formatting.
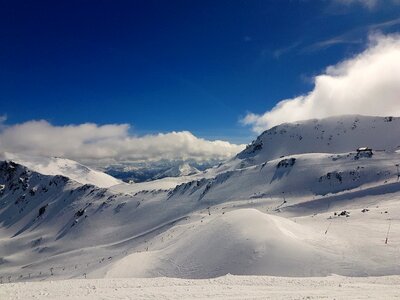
236,115,400,167
0,152,121,188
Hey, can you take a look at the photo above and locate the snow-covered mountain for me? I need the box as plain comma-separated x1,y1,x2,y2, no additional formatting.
234,115,400,168
153,163,199,179
0,152,121,188
105,160,212,183
1,115,400,283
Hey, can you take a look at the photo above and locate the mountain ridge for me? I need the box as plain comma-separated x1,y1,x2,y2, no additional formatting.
0,152,121,188
236,115,400,167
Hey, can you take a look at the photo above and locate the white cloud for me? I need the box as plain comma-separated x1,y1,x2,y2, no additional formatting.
242,33,400,133
0,119,245,166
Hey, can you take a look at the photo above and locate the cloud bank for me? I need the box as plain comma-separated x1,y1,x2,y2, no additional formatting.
0,118,245,166
242,33,400,133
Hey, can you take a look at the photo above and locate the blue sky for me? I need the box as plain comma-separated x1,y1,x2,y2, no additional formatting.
1,0,400,144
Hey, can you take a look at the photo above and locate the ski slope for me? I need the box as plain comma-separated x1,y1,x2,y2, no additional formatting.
2,275,400,299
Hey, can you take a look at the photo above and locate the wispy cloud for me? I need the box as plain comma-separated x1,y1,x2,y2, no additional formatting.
331,0,400,10
303,17,400,53
304,37,363,52
271,16,400,57
369,17,400,30
333,0,378,9
273,41,302,59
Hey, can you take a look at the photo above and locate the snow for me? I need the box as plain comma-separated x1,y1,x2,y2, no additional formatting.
154,162,199,179
0,152,121,188
234,115,400,168
1,275,400,299
1,115,400,298
103,209,335,278
109,176,194,194
104,160,210,183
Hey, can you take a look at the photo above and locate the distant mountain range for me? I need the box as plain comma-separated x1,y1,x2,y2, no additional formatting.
104,160,213,183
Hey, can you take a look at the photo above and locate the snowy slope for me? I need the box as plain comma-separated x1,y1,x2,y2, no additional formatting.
233,115,400,169
1,151,399,281
3,275,400,300
167,151,400,204
0,115,400,284
0,152,121,188
104,209,338,278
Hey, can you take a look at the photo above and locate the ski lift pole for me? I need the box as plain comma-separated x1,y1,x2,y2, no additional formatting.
325,220,332,235
385,219,391,244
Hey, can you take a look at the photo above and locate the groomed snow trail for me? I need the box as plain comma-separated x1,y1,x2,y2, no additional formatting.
1,275,400,300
